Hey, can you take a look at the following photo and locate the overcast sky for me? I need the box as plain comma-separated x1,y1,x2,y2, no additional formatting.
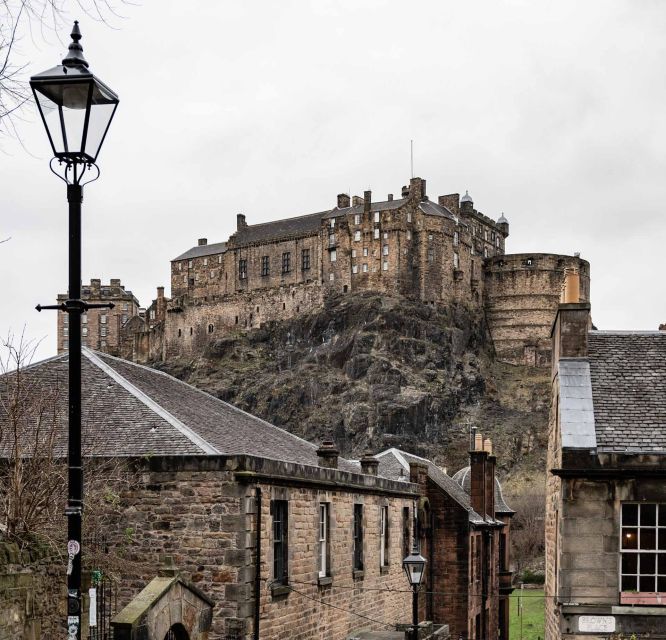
2,0,665,362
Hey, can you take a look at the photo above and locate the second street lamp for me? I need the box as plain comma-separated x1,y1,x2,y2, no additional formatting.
30,21,118,640
403,545,427,640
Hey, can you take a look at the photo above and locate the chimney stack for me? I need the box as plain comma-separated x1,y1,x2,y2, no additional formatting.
551,301,592,367
364,190,372,214
337,193,351,208
316,440,339,469
360,452,379,476
157,286,165,299
401,185,410,198
110,278,121,287
470,431,488,517
352,195,364,207
198,238,207,246
237,213,247,230
484,438,495,518
387,194,393,201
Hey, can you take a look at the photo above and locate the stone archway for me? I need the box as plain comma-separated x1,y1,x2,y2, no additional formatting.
165,623,190,640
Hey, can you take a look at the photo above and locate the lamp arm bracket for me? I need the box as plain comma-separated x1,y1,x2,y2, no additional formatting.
49,157,100,186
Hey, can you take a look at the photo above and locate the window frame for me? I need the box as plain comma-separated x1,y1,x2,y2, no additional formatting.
272,500,289,585
380,506,389,568
353,504,364,571
239,258,248,280
282,252,291,274
318,503,330,578
261,255,270,277
301,248,310,271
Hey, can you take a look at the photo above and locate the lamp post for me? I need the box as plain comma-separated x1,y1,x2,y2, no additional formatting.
30,22,118,640
403,545,427,640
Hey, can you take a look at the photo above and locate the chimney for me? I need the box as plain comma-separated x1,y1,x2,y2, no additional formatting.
157,286,164,299
316,440,339,469
551,300,592,367
198,238,208,246
387,194,393,201
438,194,460,217
91,278,101,290
484,438,495,518
409,461,429,493
110,278,121,287
237,213,247,230
364,190,372,214
360,452,379,476
470,432,488,517
409,177,427,201
352,195,364,207
561,268,580,304
337,193,351,208
401,185,410,198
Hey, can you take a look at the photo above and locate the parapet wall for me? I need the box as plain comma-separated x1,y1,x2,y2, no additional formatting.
484,253,590,367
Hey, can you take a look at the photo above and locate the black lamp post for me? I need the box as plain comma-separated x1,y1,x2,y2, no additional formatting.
30,22,118,640
403,545,427,640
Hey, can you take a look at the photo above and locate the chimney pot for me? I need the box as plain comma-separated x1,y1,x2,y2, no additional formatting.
337,193,351,208
157,286,165,299
474,432,483,451
483,438,493,455
198,238,207,246
237,213,247,230
316,440,340,469
364,190,372,213
360,451,379,476
388,194,393,201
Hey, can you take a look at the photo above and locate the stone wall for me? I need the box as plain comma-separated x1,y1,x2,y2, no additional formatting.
484,254,591,367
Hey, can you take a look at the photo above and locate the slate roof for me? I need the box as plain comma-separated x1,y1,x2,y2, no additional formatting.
0,350,359,471
173,241,227,261
558,359,596,450
375,448,489,525
231,211,327,246
322,198,409,218
450,466,515,515
587,331,666,453
418,201,457,221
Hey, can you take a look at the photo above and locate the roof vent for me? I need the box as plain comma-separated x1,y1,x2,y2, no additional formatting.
316,440,339,469
360,452,379,476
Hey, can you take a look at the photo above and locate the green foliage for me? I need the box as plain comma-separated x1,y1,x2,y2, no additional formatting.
521,569,545,585
509,589,545,640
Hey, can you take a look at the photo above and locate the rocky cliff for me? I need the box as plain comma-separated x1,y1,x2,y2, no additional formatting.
155,291,549,476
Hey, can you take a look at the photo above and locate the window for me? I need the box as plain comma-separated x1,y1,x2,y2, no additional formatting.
362,263,368,273
382,245,389,256
454,252,460,269
407,211,412,223
122,315,128,325
261,255,270,277
428,234,433,241
100,340,106,347
402,507,411,559
428,247,434,262
484,229,489,241
329,233,336,246
319,503,330,578
282,252,291,274
453,231,459,246
363,248,368,257
63,327,68,337
380,506,389,567
354,214,361,225
496,237,500,248
330,218,335,228
374,229,380,239
374,211,380,223
63,315,68,324
188,260,193,268
354,230,361,242
208,324,214,333
484,247,489,258
353,504,364,571
302,249,310,271
383,231,388,239
100,328,107,337
351,249,357,258
382,261,388,271
330,250,337,262
99,314,107,325
178,262,182,271
183,275,187,283
329,273,335,281
352,264,358,274
491,231,496,241
178,328,182,337
218,255,222,264
63,340,68,350
203,257,208,266
272,500,289,585
82,315,88,324
82,327,88,336
406,230,412,240
621,503,666,595
239,259,248,280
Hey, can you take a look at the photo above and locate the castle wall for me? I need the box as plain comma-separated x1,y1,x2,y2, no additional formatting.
484,254,590,367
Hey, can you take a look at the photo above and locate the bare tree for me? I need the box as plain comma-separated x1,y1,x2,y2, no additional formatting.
509,490,546,579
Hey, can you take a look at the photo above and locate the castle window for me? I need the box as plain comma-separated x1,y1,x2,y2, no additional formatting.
121,315,128,325
239,259,248,280
454,252,460,269
319,503,330,578
354,231,361,242
178,328,182,337
352,265,358,274
189,327,193,335
63,328,68,337
123,303,129,311
329,273,335,282
330,217,335,228
183,275,187,283
301,249,310,271
261,255,270,277
329,233,336,247
330,250,337,262
453,231,459,246
484,247,489,258
82,327,88,337
363,248,368,257
496,237,500,248
374,211,380,223
362,263,368,273
100,340,106,347
428,247,434,262
351,249,356,258
491,231,496,241
380,506,389,567
235,316,238,325
382,245,389,256
354,214,361,225
406,230,412,241
282,252,291,274
407,211,412,223
99,314,107,325
218,255,222,264
383,231,388,239
428,234,433,241
63,340,68,350
484,229,489,241
188,260,193,268
374,229,379,239
101,328,107,337
203,257,208,266
208,324,214,333
63,315,68,324
178,262,182,271
272,500,289,585
382,261,388,271
82,315,88,324
353,504,364,571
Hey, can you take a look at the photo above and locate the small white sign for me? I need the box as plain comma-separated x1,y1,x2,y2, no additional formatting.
67,540,80,556
89,588,97,627
578,615,616,633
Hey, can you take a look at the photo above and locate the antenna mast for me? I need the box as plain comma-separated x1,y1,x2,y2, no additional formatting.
410,139,414,178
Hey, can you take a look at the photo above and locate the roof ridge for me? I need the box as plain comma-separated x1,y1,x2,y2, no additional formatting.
89,350,331,458
82,349,219,455
241,209,329,230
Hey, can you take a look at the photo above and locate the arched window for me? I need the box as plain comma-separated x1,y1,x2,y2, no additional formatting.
164,623,189,640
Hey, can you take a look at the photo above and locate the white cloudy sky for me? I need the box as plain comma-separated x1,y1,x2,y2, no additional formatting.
2,0,665,362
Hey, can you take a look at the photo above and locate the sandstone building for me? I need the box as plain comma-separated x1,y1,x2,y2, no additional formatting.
59,175,589,368
1,349,511,640
545,275,666,639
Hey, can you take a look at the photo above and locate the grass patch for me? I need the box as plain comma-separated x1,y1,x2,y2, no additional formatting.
509,588,545,640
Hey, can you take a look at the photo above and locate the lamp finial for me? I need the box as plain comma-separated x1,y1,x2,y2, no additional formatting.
62,20,89,68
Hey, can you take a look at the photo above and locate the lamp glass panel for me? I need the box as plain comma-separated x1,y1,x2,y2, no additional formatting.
34,89,65,154
84,101,116,160
409,563,423,585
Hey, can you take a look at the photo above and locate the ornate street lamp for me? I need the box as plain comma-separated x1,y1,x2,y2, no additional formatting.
30,22,118,640
403,545,427,640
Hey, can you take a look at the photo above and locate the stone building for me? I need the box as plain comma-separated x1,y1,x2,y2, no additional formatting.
377,438,514,640
545,275,666,639
56,278,140,355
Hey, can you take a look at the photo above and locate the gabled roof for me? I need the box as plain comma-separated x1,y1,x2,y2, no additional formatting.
588,331,666,453
0,350,359,471
418,201,457,221
322,198,409,218
375,448,489,525
172,241,227,262
231,211,327,246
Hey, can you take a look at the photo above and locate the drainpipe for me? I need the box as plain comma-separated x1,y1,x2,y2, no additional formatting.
254,487,262,640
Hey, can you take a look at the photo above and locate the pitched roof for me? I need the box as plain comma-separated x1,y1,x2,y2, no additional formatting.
322,198,409,218
0,350,359,471
375,448,488,525
172,241,227,261
418,201,457,221
558,358,596,450
588,331,666,453
231,211,327,246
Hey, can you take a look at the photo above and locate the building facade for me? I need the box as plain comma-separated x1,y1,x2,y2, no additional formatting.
545,278,666,639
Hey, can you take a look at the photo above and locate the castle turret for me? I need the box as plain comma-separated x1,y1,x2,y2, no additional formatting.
461,190,474,214
497,212,509,238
